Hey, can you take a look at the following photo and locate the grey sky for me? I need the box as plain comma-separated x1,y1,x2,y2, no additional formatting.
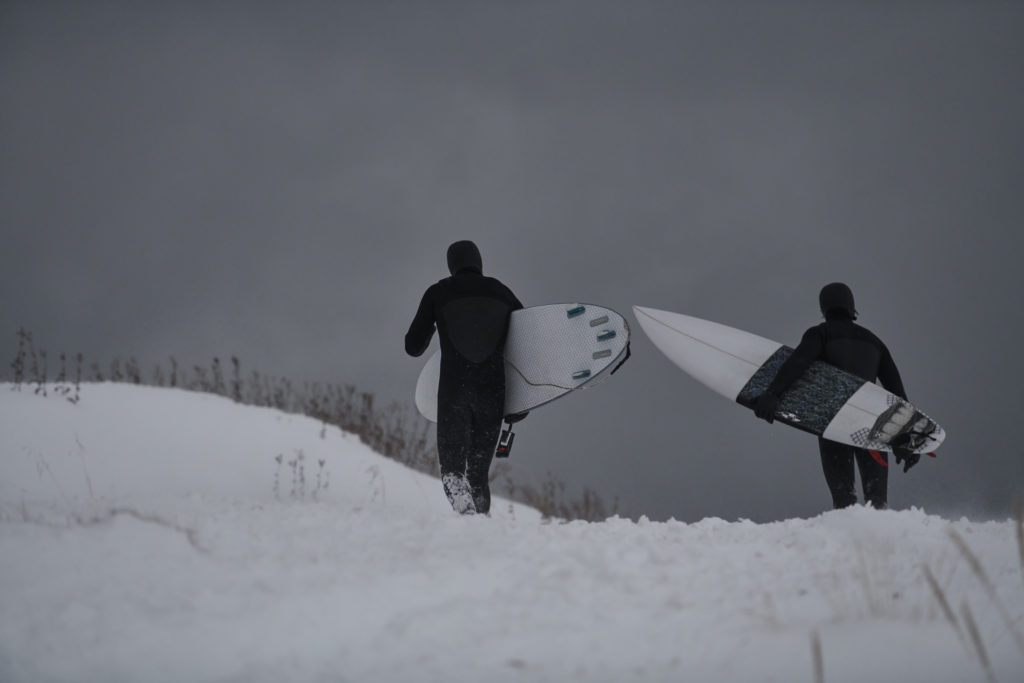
2,1,1022,521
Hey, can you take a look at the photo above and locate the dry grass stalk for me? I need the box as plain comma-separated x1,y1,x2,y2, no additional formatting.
1014,500,1024,592
810,629,825,683
948,528,1024,653
961,601,998,683
923,564,965,647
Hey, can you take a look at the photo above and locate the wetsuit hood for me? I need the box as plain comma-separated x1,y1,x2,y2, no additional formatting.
447,240,483,275
819,282,857,320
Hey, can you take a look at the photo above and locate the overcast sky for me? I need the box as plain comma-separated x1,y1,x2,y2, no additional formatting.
3,1,1022,522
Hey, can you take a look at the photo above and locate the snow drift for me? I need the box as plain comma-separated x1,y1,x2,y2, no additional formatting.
1,384,1021,683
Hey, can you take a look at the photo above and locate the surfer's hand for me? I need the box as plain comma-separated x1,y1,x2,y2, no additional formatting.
505,411,529,424
753,392,779,423
893,448,920,472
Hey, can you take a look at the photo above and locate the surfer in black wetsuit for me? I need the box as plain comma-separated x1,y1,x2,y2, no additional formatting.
405,240,524,514
752,283,919,509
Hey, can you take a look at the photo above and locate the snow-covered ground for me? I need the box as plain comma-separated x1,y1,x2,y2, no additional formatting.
1,384,1021,683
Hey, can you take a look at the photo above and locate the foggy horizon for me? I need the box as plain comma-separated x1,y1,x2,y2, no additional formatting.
3,1,1022,522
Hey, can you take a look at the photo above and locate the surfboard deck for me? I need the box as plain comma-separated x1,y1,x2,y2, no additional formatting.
415,303,630,423
633,306,945,455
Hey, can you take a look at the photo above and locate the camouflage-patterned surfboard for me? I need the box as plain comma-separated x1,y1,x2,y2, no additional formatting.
633,306,944,455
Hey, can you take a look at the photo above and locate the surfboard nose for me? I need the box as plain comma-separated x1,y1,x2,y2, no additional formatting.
631,305,783,402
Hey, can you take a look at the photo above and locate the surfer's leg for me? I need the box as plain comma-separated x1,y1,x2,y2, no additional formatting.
466,420,500,514
818,438,857,509
855,447,888,509
437,380,475,514
465,363,504,515
466,451,494,514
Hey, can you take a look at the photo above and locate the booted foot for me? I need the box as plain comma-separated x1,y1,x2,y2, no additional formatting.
442,474,476,515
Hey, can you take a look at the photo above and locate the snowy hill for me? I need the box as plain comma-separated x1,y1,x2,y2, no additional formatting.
1,384,1022,683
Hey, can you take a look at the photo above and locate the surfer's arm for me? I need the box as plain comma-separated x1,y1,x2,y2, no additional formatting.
877,344,907,400
765,327,824,397
504,284,524,311
754,327,822,422
405,289,436,357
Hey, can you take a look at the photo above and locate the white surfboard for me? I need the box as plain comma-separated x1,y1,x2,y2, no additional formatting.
415,303,630,423
633,306,945,455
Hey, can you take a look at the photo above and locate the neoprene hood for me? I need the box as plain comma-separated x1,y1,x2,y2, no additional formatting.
447,240,483,275
819,282,858,319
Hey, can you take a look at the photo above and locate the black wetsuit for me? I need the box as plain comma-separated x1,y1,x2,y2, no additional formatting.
406,266,522,514
765,311,907,509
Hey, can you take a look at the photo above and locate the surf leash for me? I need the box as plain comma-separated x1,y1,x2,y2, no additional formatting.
869,449,938,466
495,420,515,458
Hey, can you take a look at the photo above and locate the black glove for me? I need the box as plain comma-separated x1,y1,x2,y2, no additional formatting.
505,411,529,424
753,391,780,423
893,448,920,472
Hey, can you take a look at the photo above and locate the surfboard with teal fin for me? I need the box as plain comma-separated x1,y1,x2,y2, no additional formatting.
415,303,631,422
